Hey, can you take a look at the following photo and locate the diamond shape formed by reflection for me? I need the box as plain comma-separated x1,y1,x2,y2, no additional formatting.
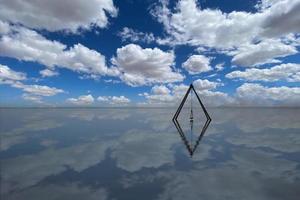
172,84,212,157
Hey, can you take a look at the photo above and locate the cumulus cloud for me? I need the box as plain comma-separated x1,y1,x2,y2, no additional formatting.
142,85,173,104
0,64,26,81
0,64,64,101
0,20,10,34
6,82,64,102
97,95,131,105
182,55,212,74
97,96,110,102
39,69,59,78
259,0,300,38
236,83,300,106
230,39,297,67
151,85,171,95
226,63,300,82
111,44,184,86
66,95,95,105
141,80,300,107
153,0,300,48
22,93,43,103
152,0,257,48
215,62,225,71
152,0,300,67
17,83,64,97
0,25,65,66
0,25,117,78
111,96,131,104
0,0,117,33
118,27,155,43
193,79,221,90
59,43,116,76
141,79,230,106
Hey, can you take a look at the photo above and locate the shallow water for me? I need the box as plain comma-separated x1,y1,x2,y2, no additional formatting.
0,108,300,200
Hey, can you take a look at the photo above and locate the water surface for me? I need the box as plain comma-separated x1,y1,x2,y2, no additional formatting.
1,108,300,200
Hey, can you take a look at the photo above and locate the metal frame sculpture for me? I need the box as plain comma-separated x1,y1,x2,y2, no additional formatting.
172,84,212,156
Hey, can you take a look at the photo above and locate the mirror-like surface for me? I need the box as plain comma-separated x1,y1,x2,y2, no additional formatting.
1,108,300,200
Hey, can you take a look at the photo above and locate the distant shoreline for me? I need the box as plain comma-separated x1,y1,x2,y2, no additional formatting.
1,106,299,109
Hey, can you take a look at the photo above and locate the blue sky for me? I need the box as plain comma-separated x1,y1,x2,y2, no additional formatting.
0,0,299,106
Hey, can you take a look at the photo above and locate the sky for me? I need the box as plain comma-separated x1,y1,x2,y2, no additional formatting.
0,0,299,107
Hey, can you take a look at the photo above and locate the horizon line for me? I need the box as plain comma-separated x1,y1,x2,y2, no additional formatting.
1,106,300,109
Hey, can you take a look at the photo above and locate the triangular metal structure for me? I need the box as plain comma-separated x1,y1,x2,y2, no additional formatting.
172,84,212,156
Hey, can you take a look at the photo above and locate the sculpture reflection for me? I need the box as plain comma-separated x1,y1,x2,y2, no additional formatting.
173,117,211,157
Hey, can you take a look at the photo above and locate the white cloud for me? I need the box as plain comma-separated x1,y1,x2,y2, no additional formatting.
259,0,300,38
226,63,300,82
0,64,64,99
182,55,212,74
193,79,221,90
152,0,258,48
97,95,131,105
39,69,59,77
111,96,131,104
236,83,300,106
118,27,155,43
0,26,66,66
141,80,300,107
66,95,95,105
153,0,300,48
0,0,117,33
111,44,184,86
103,79,121,84
22,94,43,103
151,85,171,95
59,43,114,75
230,39,297,67
0,20,10,34
215,62,225,71
152,0,300,67
97,96,110,102
16,83,64,97
141,79,231,106
0,25,117,78
282,33,300,47
197,89,233,106
0,64,26,81
143,85,174,104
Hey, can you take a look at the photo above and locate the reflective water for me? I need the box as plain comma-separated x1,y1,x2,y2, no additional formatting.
0,108,300,200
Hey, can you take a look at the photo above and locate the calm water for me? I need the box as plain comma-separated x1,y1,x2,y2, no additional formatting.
0,108,300,200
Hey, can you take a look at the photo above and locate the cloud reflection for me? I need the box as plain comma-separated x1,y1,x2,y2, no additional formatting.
1,108,300,200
